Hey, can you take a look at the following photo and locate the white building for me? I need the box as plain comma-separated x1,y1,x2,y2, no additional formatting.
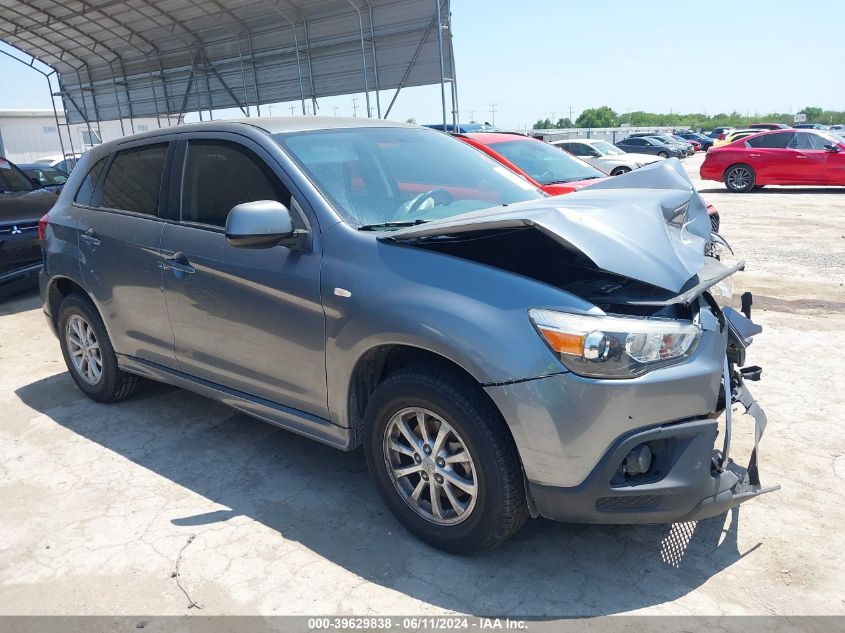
0,109,180,164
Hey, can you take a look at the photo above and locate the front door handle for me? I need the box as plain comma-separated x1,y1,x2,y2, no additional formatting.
749,153,761,158
161,252,196,275
796,155,809,159
80,227,101,247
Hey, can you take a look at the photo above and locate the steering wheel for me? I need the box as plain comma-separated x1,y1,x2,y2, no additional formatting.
403,188,454,218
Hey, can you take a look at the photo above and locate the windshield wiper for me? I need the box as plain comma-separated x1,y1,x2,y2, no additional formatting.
358,219,429,231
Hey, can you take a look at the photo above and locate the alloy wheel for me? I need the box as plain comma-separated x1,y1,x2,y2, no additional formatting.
727,166,752,190
66,314,103,385
382,407,478,525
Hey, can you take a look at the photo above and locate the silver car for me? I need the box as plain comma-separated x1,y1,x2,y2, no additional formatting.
552,138,663,175
40,118,776,553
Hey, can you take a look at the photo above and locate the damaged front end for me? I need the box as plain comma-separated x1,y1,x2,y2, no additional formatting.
383,170,777,522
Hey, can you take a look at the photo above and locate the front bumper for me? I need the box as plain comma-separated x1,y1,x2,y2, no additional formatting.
527,374,776,524
487,301,777,524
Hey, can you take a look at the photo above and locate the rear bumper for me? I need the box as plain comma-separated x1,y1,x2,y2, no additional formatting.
528,375,776,523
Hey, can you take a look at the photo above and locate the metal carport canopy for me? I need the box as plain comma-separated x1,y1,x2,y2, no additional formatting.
0,0,456,124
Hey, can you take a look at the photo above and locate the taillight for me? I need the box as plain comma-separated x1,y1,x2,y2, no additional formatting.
38,213,49,240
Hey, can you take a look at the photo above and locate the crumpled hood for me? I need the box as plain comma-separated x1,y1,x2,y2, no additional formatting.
385,159,712,293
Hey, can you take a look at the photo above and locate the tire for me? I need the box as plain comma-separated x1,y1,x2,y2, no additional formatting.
657,151,669,158
724,164,756,193
363,363,528,554
57,293,140,403
611,166,632,176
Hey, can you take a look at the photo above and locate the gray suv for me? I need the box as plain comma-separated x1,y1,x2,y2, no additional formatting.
40,118,776,553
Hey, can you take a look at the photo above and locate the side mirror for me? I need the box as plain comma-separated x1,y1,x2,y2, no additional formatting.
824,144,841,153
225,200,297,248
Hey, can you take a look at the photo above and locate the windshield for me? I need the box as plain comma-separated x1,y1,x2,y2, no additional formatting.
592,141,624,156
650,136,675,144
487,139,605,185
274,127,543,228
0,159,36,193
23,166,68,186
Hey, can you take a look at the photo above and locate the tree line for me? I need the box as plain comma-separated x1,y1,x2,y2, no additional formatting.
533,106,845,130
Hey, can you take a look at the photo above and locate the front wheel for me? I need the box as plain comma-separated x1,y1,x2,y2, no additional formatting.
363,364,528,554
611,166,632,176
657,151,669,158
724,164,756,193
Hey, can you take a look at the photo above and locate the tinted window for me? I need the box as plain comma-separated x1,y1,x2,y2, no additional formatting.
623,138,646,146
789,133,815,150
808,133,833,150
100,144,168,214
746,132,793,149
74,157,106,205
0,158,36,192
181,140,291,228
563,143,590,156
25,166,68,185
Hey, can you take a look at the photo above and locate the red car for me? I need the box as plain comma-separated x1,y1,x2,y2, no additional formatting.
701,129,845,192
457,132,721,231
455,132,607,195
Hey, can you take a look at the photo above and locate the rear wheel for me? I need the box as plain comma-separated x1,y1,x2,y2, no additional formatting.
58,294,140,402
363,364,528,554
724,164,756,193
611,166,632,176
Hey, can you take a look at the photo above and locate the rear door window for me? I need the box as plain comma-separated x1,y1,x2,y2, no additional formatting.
746,132,793,149
99,144,168,215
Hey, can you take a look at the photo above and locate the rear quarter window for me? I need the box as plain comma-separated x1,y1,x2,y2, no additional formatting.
74,157,107,206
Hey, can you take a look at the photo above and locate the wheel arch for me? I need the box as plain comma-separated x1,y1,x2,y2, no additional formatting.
345,343,514,451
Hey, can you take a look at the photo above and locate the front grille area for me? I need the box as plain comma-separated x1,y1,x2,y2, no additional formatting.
0,222,39,237
596,495,661,512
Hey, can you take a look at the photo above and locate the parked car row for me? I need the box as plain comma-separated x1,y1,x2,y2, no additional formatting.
37,117,772,553
701,128,845,191
0,156,58,297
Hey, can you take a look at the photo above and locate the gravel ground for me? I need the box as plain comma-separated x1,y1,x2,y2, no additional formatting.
0,153,843,617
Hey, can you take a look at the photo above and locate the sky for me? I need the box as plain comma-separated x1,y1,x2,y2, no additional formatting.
2,0,844,130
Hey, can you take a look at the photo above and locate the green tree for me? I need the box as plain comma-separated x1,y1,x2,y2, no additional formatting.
799,106,823,121
556,117,573,128
533,118,555,129
405,117,417,124
575,106,618,128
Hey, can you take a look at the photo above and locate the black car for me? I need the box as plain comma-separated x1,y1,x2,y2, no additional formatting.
615,136,684,158
674,131,714,151
1,157,56,297
18,163,70,194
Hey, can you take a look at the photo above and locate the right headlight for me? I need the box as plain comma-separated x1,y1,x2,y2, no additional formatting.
529,309,702,378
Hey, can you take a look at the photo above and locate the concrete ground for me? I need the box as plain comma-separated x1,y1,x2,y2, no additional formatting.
1,153,843,616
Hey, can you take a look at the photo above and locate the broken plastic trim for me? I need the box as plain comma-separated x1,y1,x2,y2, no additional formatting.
627,260,746,307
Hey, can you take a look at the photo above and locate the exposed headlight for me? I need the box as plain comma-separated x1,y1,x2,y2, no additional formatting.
529,309,701,378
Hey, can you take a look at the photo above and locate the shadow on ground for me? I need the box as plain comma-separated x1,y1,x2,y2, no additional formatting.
16,372,763,616
0,288,40,316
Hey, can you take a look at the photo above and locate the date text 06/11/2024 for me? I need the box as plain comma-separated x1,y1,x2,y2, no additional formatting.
307,617,528,630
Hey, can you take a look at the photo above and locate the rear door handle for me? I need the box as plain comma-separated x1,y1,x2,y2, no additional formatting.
80,227,101,246
796,155,809,159
161,252,196,275
749,153,761,158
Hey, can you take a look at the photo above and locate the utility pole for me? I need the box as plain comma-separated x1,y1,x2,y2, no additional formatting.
288,105,295,116
469,110,475,123
569,105,574,122
352,96,359,117
333,105,340,116
489,102,497,125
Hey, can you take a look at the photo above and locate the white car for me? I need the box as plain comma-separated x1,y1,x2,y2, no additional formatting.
34,153,84,173
551,139,664,176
